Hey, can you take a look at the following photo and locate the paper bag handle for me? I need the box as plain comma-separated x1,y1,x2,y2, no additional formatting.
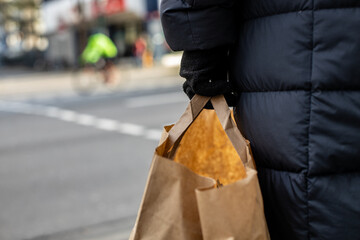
165,94,249,165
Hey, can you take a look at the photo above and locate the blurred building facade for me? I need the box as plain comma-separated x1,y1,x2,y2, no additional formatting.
0,0,47,67
0,0,167,69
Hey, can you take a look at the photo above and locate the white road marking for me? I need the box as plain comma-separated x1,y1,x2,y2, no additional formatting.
44,106,62,118
0,100,163,141
116,123,145,136
58,110,77,122
96,118,121,131
125,92,186,108
75,114,97,126
144,129,162,141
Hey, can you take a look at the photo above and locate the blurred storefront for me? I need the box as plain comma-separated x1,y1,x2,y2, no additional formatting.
41,0,167,69
0,0,168,69
0,0,48,68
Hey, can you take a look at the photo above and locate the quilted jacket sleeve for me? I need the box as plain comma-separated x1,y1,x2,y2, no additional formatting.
160,0,236,51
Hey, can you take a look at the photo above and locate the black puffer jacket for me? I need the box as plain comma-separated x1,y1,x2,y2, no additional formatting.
161,0,360,239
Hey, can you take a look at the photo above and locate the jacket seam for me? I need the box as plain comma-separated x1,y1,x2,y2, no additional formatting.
257,166,360,176
243,6,360,22
309,171,360,177
240,89,310,93
239,89,360,93
257,166,306,174
306,1,315,239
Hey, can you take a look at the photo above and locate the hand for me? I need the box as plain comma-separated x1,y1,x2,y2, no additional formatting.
183,81,238,108
180,46,238,107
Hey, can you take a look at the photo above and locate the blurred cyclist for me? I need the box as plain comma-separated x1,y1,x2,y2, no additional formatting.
81,33,118,84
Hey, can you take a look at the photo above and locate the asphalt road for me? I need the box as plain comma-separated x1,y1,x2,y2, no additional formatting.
0,86,188,240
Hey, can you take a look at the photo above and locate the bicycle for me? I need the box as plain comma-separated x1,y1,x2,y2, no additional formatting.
72,58,122,95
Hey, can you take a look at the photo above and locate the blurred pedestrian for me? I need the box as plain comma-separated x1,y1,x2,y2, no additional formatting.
160,1,360,239
81,32,118,83
134,35,147,67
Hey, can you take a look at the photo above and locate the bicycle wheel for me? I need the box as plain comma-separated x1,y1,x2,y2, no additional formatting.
72,67,101,95
102,66,124,92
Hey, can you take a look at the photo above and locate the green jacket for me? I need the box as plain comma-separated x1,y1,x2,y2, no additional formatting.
81,33,118,64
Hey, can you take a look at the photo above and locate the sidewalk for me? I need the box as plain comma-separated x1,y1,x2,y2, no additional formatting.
0,64,182,99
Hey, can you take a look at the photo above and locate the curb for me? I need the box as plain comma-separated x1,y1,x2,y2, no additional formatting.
0,65,182,99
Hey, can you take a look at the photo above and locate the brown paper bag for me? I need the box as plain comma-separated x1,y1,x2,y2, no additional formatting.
173,109,247,185
130,95,270,240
